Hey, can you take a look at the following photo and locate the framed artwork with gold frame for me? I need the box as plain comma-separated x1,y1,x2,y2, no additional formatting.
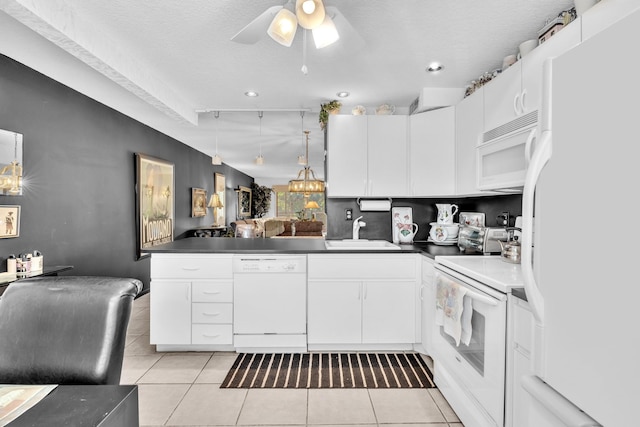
214,173,225,226
135,153,174,259
191,187,207,217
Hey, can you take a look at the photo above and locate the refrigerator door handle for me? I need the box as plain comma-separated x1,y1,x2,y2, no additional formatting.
521,376,602,427
522,130,550,326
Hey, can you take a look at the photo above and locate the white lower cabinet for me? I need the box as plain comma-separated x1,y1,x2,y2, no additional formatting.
419,256,436,355
150,254,233,351
150,279,191,345
307,254,417,349
506,292,534,427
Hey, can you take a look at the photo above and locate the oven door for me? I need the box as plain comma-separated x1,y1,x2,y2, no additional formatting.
432,265,507,427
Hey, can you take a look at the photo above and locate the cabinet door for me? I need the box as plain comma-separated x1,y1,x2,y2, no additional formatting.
483,62,522,132
150,279,191,345
326,115,368,196
362,281,415,344
308,281,361,344
455,88,484,196
420,257,436,354
409,107,455,196
521,21,581,117
367,115,408,196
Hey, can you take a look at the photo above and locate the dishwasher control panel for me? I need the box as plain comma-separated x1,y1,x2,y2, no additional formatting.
232,255,306,273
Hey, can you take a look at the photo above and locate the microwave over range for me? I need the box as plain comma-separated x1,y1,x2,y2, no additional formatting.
477,110,537,191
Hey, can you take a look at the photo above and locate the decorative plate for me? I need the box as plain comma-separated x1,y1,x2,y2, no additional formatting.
431,225,449,242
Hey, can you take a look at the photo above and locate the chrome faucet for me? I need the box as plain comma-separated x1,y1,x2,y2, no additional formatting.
352,216,366,240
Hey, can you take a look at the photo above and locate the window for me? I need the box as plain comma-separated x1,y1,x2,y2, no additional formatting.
273,185,325,218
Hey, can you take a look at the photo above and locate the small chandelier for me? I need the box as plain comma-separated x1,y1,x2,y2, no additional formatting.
288,130,325,194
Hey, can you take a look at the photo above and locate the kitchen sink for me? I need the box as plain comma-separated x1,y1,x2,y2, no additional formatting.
324,240,401,250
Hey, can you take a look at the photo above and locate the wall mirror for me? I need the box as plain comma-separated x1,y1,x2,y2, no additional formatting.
0,129,23,196
237,186,252,218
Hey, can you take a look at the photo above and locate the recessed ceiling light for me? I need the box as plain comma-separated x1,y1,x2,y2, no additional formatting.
426,63,444,73
245,91,259,97
336,91,350,98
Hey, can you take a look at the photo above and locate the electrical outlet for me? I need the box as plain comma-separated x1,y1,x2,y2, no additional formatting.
345,209,353,220
497,211,510,227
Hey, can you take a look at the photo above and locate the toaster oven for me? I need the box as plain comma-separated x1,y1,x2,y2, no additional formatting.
458,226,509,254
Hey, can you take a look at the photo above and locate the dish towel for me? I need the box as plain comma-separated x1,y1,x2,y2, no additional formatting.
435,273,468,346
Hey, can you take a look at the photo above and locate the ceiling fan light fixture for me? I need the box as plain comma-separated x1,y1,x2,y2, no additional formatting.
267,8,298,47
295,0,325,29
312,13,339,49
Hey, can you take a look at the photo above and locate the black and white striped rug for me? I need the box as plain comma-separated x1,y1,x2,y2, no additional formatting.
220,353,435,389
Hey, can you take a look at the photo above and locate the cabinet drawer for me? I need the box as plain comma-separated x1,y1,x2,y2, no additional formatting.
421,257,435,283
308,254,418,280
192,324,233,345
192,281,233,302
151,254,232,279
192,302,232,324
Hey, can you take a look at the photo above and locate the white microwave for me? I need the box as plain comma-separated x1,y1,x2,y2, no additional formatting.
477,113,538,191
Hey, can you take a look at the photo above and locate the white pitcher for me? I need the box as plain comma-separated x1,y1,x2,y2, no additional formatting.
436,204,458,224
398,223,418,244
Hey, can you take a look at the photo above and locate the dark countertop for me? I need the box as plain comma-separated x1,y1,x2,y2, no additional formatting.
145,237,468,259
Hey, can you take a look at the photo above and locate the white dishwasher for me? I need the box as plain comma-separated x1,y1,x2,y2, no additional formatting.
232,255,307,353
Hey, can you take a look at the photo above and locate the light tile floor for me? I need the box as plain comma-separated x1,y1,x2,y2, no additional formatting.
122,293,464,427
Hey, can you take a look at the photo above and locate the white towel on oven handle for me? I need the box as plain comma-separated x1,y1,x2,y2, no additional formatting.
435,274,468,346
460,296,473,346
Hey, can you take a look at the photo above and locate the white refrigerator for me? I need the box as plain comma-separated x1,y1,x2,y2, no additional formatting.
521,8,640,427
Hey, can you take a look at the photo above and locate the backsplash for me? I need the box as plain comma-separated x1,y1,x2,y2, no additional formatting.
326,194,523,241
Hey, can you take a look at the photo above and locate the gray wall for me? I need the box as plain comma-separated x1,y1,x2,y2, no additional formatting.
0,54,252,293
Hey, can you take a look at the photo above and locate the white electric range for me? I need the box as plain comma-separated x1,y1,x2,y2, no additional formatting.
430,255,523,427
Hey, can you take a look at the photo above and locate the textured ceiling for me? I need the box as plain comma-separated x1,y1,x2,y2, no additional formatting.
0,0,574,183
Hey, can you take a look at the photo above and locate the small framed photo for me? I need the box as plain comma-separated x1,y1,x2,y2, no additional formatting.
192,187,207,217
0,205,20,238
459,212,485,227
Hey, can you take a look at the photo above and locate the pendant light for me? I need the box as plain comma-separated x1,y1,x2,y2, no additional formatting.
212,111,222,165
288,130,324,194
255,111,265,165
297,111,307,165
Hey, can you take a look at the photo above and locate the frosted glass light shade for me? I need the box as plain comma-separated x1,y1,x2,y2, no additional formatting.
295,0,325,29
312,14,339,48
212,153,222,165
267,8,298,47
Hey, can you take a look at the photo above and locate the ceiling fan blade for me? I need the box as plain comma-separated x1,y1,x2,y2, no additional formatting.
325,6,365,51
231,5,283,44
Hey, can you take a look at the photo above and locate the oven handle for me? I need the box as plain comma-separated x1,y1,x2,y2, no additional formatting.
435,268,505,307
463,287,499,307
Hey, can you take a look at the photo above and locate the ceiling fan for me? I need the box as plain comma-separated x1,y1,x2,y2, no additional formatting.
231,0,363,51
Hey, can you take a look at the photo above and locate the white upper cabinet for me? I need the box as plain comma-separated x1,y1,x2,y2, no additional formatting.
327,115,407,197
520,19,581,117
483,62,524,132
408,107,455,196
368,115,408,197
484,19,581,133
455,89,484,196
326,115,368,197
581,0,640,41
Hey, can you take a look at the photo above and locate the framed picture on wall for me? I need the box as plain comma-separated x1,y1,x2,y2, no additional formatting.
0,205,20,238
214,173,225,226
135,153,174,258
237,186,251,218
191,187,207,217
